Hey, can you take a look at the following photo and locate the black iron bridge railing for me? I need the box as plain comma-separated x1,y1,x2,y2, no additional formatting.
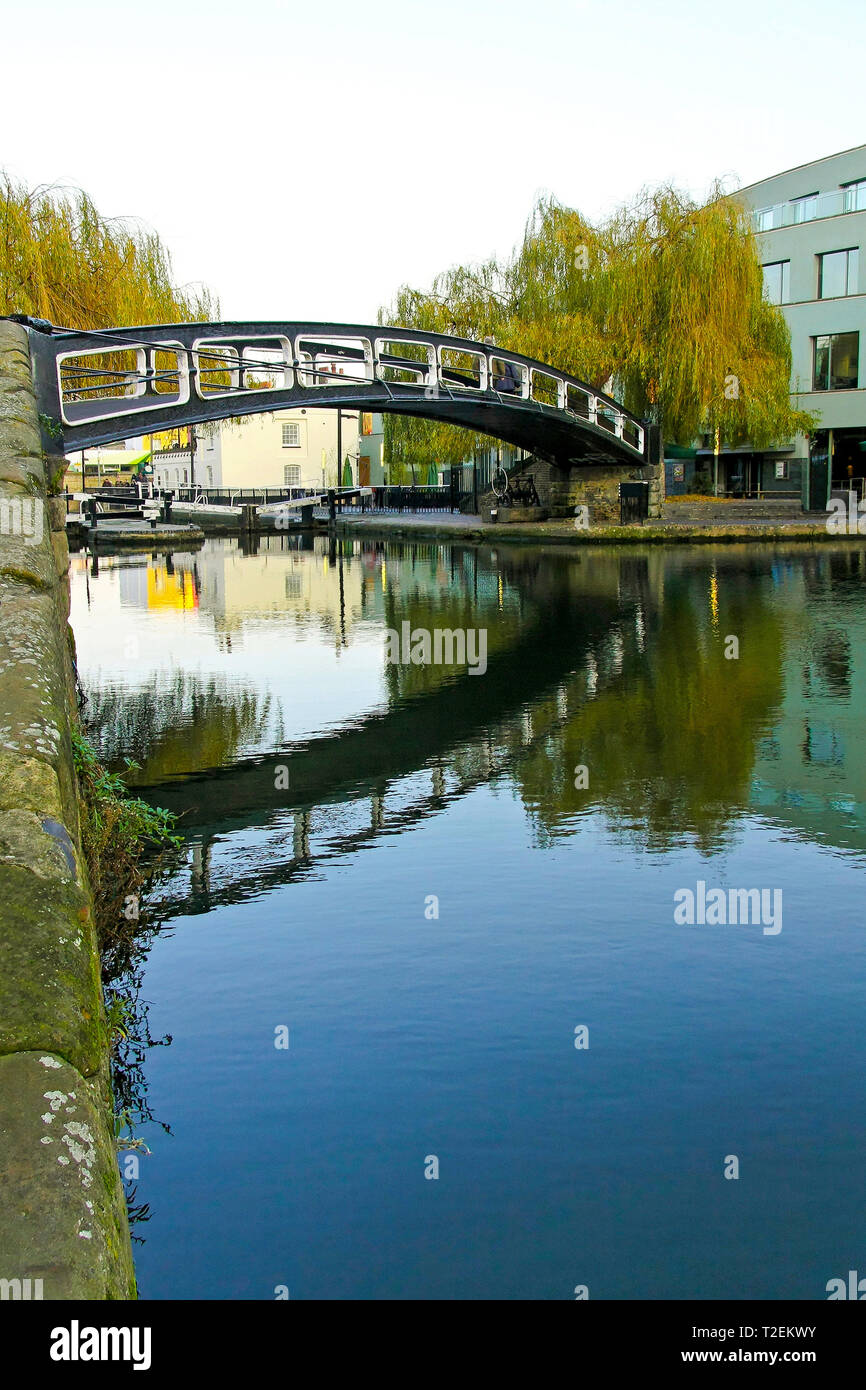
17,318,655,468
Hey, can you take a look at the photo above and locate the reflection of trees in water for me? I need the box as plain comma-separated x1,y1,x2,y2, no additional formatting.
382,585,530,703
380,546,584,704
512,572,785,852
82,670,275,783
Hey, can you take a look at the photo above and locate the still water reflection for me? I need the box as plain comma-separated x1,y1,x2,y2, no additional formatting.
71,535,866,1299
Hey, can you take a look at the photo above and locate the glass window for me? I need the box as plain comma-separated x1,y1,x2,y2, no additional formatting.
792,193,819,223
283,464,301,486
755,207,776,232
813,332,859,390
281,422,300,447
762,261,790,304
842,179,866,213
818,248,859,298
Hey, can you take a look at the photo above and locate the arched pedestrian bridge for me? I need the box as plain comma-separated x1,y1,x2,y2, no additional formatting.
18,317,653,467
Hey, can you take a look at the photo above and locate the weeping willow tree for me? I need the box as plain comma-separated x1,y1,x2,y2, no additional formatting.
380,181,814,470
541,181,815,447
379,260,511,480
0,173,217,326
1,175,219,451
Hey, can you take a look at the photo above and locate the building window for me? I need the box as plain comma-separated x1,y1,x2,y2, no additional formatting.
762,260,790,304
283,464,301,486
842,179,866,213
281,422,301,448
818,248,859,299
755,207,775,232
792,192,818,223
361,412,374,435
206,434,215,451
813,332,859,391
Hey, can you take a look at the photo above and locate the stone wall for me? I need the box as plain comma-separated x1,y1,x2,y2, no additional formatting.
0,321,135,1299
480,451,663,524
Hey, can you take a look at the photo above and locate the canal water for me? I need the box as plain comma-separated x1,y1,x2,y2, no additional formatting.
70,535,866,1300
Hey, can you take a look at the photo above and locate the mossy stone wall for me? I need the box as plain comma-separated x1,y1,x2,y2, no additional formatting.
0,320,135,1300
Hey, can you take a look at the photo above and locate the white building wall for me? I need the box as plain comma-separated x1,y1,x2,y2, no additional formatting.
208,409,360,491
152,450,196,491
151,410,361,493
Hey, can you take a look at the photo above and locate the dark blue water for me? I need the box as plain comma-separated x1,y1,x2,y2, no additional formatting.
70,536,866,1299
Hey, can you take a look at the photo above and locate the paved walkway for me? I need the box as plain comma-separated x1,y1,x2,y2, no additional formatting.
339,510,483,529
333,506,835,541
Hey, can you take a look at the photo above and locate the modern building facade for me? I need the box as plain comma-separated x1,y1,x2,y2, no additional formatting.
742,145,865,509
666,146,866,507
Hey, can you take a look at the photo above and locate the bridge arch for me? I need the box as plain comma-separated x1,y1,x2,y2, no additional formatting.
19,318,652,468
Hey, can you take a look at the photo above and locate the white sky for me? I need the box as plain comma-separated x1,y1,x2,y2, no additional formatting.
5,0,865,326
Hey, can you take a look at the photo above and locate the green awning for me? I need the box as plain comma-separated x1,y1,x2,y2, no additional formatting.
664,444,698,460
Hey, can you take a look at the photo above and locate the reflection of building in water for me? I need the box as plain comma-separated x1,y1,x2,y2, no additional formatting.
111,538,506,642
116,556,198,612
750,551,866,850
146,567,198,611
192,539,369,641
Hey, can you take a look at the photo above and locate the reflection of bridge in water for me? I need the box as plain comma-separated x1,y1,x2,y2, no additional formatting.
157,625,645,922
87,538,866,926
145,548,653,921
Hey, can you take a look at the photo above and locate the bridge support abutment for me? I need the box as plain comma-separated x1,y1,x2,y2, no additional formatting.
477,432,663,525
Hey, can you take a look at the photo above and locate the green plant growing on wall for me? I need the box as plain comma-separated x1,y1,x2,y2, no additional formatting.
46,458,66,495
38,410,63,441
71,729,182,941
